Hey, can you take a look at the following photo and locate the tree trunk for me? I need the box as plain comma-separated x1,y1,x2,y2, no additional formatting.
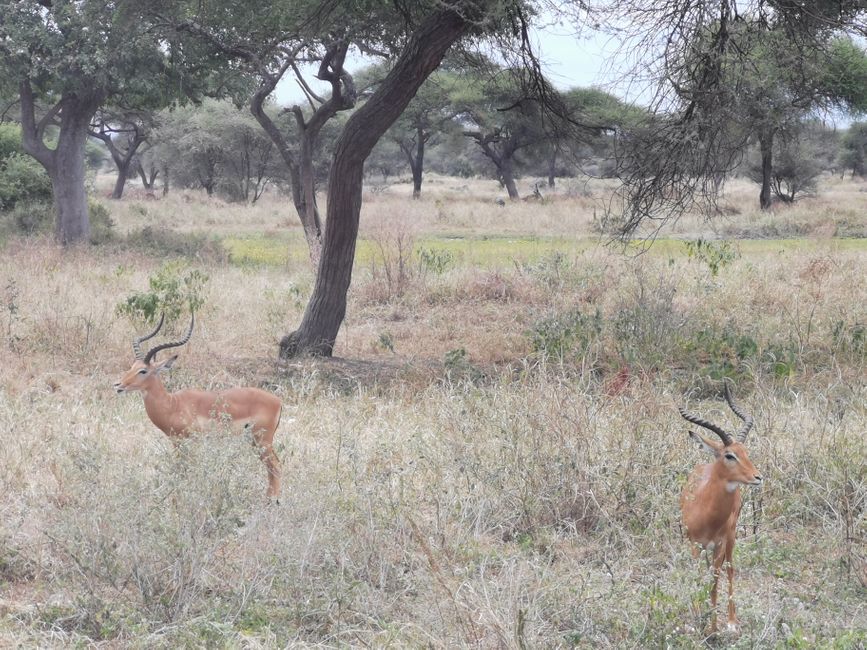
759,129,774,211
412,126,426,199
251,81,323,266
501,158,520,200
19,82,101,245
547,147,557,188
111,159,133,199
279,5,477,358
50,126,91,243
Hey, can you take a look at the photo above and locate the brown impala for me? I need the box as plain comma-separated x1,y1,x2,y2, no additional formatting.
114,313,283,499
678,382,763,634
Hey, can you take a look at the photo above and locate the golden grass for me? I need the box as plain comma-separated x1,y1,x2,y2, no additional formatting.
0,175,865,647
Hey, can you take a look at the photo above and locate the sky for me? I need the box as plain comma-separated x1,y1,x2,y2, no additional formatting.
273,23,631,108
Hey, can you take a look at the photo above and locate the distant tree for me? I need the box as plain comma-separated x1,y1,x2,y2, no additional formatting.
454,69,548,200
748,121,824,203
608,0,867,232
148,100,280,202
839,122,867,177
89,109,154,199
0,1,207,244
386,71,460,198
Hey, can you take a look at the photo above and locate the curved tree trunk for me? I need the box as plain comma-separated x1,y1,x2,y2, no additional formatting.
279,5,477,358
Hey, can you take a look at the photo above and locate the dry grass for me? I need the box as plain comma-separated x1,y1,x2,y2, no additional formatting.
0,175,865,647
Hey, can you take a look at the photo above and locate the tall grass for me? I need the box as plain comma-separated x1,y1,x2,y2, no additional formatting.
0,180,864,647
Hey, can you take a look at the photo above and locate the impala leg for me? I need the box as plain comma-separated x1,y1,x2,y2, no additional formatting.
708,542,726,634
726,538,739,632
259,444,282,500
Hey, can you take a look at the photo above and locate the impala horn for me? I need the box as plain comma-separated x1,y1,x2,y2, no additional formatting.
724,380,755,443
678,405,733,447
143,313,195,365
132,312,165,360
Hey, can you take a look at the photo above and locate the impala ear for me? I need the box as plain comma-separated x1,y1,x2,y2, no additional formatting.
689,430,722,456
154,355,178,374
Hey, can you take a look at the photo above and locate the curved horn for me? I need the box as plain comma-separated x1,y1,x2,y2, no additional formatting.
678,407,733,447
132,313,165,360
724,380,754,443
143,313,195,365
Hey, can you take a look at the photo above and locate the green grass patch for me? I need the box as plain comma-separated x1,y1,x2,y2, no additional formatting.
222,233,867,269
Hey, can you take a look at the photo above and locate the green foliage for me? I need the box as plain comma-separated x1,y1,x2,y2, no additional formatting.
377,331,395,353
417,246,454,277
6,201,53,235
88,200,115,245
116,262,209,328
443,347,484,382
683,239,739,277
683,326,759,383
124,226,227,263
839,122,867,176
0,125,52,210
528,307,603,361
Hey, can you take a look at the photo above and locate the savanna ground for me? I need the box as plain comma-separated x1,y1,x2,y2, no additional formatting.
0,173,865,648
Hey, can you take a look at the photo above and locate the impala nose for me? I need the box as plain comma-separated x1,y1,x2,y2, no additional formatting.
753,474,763,484
113,382,125,394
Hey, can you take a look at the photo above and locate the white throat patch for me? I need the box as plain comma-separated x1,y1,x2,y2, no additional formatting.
726,481,740,493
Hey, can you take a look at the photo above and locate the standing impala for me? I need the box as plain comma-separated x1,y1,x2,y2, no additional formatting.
114,313,283,499
678,382,763,634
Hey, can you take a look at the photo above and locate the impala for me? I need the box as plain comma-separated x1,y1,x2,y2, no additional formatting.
114,313,283,499
678,382,762,634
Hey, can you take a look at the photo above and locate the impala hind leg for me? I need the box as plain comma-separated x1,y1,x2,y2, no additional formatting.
259,444,281,500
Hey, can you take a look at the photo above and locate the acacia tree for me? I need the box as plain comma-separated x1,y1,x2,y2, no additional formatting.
162,4,365,265
608,0,867,230
386,72,459,198
280,0,521,357
0,1,194,244
89,109,154,199
455,69,549,200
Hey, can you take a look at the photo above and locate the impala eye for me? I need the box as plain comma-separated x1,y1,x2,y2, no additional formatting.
724,452,737,461
138,369,148,375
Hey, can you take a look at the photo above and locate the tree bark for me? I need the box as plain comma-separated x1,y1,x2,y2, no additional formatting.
19,81,102,245
759,129,774,211
500,157,520,200
279,4,477,358
547,147,557,188
399,126,428,199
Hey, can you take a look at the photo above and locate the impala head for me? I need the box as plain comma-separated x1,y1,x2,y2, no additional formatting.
679,381,763,487
114,313,195,394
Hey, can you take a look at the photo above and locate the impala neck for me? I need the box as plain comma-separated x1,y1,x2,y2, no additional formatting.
140,375,177,429
707,462,741,508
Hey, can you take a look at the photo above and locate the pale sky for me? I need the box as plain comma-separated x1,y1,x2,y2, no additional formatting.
273,24,631,108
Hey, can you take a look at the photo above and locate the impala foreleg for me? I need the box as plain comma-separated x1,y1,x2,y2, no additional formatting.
725,539,738,631
708,542,727,634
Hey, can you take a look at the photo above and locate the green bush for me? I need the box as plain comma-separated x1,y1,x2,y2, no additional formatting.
0,153,53,210
528,307,603,361
7,201,54,235
88,200,115,245
124,226,228,263
116,261,209,328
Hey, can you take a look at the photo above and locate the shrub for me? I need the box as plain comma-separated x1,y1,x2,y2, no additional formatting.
528,307,603,362
124,226,228,263
116,261,209,328
88,200,115,245
6,200,54,235
0,153,53,210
